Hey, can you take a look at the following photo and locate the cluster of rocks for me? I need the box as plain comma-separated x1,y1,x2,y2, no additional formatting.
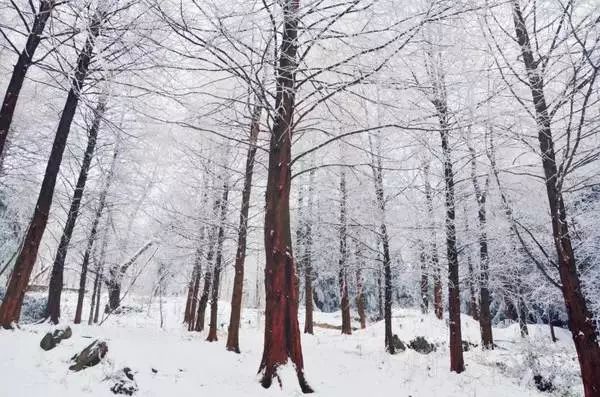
391,335,437,354
39,329,137,395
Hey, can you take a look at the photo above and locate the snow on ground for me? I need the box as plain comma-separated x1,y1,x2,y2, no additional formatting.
0,292,582,396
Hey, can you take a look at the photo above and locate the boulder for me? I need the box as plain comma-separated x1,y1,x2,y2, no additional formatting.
69,340,108,371
40,332,57,351
408,336,436,354
391,334,406,352
110,367,138,395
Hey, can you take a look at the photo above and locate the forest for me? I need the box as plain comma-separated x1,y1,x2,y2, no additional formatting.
0,0,599,396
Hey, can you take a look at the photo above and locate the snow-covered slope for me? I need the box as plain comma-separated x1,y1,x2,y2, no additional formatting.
0,292,582,396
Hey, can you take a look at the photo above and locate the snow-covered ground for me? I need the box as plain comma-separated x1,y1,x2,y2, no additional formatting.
0,292,582,396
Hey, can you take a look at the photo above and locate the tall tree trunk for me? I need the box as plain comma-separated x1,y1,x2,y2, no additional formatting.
338,170,351,335
226,105,260,352
93,266,103,324
511,2,600,394
428,66,465,371
423,164,443,319
207,182,229,342
185,247,203,330
369,134,394,354
0,0,55,159
48,96,107,323
303,170,315,334
467,143,493,348
0,9,103,328
259,1,310,392
88,266,100,325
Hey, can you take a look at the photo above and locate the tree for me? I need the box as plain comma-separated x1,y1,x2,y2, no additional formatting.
338,170,351,335
226,104,261,352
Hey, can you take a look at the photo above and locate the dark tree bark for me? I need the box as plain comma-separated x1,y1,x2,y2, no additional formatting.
355,247,366,329
259,1,311,392
303,170,315,335
93,266,103,324
0,0,56,159
511,2,600,394
48,96,107,324
88,227,109,326
88,266,100,325
369,135,394,354
207,182,229,342
226,105,260,352
467,143,493,348
338,170,351,335
423,164,443,320
185,247,203,330
0,8,103,328
105,240,154,311
418,240,429,314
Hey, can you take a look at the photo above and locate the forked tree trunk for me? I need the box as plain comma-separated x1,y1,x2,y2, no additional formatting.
185,248,203,330
303,170,315,334
259,1,311,392
511,2,600,394
0,9,103,328
338,171,351,335
207,183,229,342
226,105,260,352
423,164,443,320
48,96,107,324
0,0,56,159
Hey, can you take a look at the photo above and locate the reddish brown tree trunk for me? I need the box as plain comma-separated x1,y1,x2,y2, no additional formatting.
48,96,106,323
207,183,229,342
338,171,351,335
226,105,260,352
0,0,55,159
511,2,600,394
0,10,102,328
259,1,311,392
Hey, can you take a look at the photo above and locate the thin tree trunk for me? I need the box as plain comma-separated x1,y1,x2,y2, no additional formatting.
185,248,202,330
418,240,429,314
226,105,260,352
423,164,443,320
259,1,310,391
355,246,366,329
0,8,103,328
467,142,493,348
338,170,351,335
369,134,394,354
48,96,107,323
207,182,229,342
511,3,600,394
0,0,55,159
303,170,315,334
93,267,103,324
88,266,99,325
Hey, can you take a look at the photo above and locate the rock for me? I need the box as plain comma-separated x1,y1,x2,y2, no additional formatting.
408,336,436,354
40,332,57,351
391,334,406,351
69,340,108,371
110,367,138,395
53,326,72,341
151,368,158,374
462,340,478,352
533,374,554,392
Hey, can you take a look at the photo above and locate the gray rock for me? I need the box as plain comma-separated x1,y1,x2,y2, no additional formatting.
408,336,436,354
391,334,406,352
69,340,108,371
40,332,57,351
110,367,138,395
53,326,72,341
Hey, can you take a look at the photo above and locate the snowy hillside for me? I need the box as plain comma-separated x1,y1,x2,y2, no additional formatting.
0,292,581,396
